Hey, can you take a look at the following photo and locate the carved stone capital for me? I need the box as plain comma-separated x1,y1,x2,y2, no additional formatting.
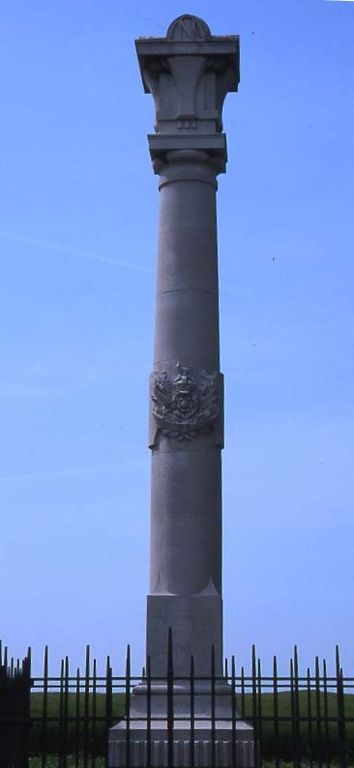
149,364,224,448
135,14,239,162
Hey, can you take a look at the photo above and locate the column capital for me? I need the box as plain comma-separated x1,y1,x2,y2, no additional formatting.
135,14,239,172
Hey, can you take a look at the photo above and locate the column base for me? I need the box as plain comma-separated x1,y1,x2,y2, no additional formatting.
109,719,254,767
108,682,254,768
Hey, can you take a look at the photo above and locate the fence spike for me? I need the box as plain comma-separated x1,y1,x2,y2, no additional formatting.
85,644,90,677
44,646,48,677
335,645,341,677
167,626,173,675
252,643,256,674
126,644,131,677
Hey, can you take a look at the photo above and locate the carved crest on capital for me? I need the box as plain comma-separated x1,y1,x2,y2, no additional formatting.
135,16,239,138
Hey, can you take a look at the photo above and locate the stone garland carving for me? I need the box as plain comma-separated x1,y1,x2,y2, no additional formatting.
152,364,219,441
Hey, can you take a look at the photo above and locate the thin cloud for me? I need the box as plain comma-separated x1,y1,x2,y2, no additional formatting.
0,230,152,273
0,464,118,483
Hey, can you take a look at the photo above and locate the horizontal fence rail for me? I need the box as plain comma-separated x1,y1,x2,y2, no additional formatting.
0,642,353,768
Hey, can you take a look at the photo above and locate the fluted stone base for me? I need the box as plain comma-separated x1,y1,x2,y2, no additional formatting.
109,720,254,767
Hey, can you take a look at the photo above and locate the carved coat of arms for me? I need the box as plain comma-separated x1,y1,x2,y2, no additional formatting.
152,364,219,441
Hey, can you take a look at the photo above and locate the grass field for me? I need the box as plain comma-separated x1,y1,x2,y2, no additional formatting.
28,690,354,762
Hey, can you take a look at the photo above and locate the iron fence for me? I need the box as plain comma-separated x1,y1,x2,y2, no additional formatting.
1,640,353,767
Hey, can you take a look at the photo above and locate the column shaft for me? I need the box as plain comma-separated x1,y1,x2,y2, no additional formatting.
147,152,223,677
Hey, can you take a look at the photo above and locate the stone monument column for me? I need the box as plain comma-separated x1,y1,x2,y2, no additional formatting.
143,13,236,680
109,15,254,767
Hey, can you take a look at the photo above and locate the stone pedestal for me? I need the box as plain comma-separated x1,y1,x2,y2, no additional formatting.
109,14,254,766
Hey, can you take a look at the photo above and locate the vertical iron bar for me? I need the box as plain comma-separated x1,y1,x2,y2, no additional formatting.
58,658,65,768
273,656,279,768
75,667,80,768
146,655,152,768
190,655,195,768
290,659,295,768
23,651,32,768
252,646,259,768
83,645,90,768
231,656,237,768
240,666,246,720
307,667,314,768
211,645,216,768
336,646,347,768
125,645,131,768
63,656,69,768
105,657,113,768
315,656,322,768
41,647,49,768
167,628,174,768
92,658,97,767
257,658,263,767
322,660,330,768
294,647,301,768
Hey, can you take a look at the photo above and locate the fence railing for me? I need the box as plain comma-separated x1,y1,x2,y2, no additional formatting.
0,646,31,768
1,641,353,767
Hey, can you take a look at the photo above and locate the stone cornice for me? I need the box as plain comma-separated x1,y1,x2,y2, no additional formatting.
135,14,239,145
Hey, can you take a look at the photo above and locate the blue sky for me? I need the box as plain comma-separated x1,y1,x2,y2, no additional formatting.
1,0,353,677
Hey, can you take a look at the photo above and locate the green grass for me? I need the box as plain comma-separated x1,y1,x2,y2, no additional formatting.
28,691,354,761
30,692,125,756
241,691,354,762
